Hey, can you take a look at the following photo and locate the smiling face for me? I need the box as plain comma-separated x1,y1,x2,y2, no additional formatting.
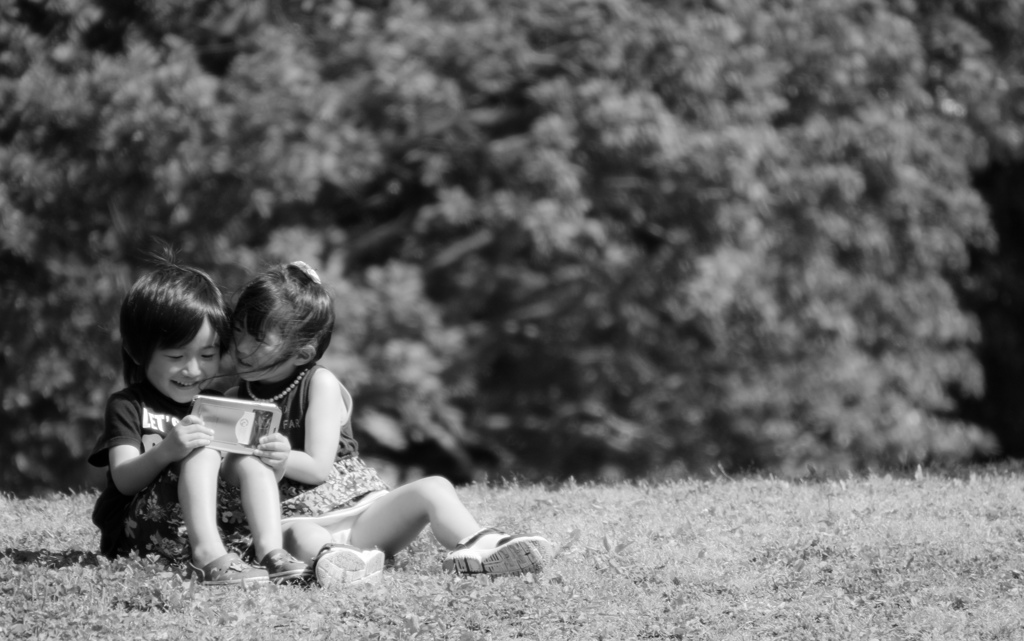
144,318,221,403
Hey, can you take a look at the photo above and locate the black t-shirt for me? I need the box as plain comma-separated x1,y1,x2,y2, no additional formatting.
88,380,217,556
89,380,194,467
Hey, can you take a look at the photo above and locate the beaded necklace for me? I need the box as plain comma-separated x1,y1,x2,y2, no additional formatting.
245,367,310,404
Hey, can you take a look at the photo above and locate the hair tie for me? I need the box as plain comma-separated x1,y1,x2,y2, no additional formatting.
290,261,321,284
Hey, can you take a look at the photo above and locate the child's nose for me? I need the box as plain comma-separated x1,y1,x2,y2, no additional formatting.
182,357,203,377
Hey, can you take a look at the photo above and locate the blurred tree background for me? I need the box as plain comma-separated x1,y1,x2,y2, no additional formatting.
3,0,1023,497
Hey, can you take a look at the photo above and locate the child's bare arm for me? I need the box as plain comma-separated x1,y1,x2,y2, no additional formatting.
108,416,213,494
281,368,343,486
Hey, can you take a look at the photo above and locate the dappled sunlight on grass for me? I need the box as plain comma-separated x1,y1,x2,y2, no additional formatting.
4,471,1024,639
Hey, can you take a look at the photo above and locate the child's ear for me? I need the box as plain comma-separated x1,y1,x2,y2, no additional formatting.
294,345,316,365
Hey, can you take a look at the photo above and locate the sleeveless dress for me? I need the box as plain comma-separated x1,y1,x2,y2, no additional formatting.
240,364,391,519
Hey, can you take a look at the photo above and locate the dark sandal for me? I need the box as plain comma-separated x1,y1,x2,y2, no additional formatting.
190,552,270,586
260,548,313,583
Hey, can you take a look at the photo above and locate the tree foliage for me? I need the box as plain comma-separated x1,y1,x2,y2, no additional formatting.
2,0,1021,495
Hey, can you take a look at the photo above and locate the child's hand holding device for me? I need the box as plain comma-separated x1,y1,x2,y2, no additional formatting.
254,432,292,479
160,415,215,461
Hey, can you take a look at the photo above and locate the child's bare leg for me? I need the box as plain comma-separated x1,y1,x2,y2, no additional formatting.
178,447,229,567
222,454,283,560
348,476,486,555
283,521,332,564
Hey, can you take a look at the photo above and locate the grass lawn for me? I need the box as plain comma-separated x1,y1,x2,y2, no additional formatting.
4,468,1024,640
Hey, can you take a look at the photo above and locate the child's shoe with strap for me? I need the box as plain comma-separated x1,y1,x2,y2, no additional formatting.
259,548,313,584
313,543,385,588
442,528,554,576
190,552,271,586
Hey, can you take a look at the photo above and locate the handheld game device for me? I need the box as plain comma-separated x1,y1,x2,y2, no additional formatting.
190,395,282,455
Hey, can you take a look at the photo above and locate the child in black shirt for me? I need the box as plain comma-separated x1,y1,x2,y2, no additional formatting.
89,262,307,585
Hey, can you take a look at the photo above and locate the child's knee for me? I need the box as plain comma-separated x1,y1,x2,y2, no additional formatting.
230,453,266,475
185,447,221,463
179,447,221,474
418,475,457,496
284,521,325,546
222,453,272,485
283,522,331,563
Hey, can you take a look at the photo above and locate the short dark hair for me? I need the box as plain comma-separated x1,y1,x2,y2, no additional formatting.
120,264,230,386
231,263,334,368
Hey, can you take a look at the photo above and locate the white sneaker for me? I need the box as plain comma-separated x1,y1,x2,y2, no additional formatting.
314,543,385,587
442,528,554,576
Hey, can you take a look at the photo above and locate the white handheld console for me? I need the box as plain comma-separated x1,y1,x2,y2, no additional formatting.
190,395,282,455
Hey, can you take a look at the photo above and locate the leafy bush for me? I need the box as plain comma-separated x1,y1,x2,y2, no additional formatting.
3,0,1022,494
